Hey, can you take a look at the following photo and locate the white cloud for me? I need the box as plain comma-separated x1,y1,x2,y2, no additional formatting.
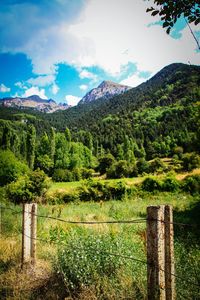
0,83,10,93
65,95,81,106
120,74,145,87
51,83,59,95
15,81,25,89
27,74,55,87
69,0,200,75
0,0,199,80
22,87,47,99
79,84,88,91
79,69,98,81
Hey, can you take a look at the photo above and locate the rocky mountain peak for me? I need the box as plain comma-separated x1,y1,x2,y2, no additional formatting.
79,80,131,105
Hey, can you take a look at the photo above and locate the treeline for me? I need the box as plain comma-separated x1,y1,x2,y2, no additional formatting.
0,120,96,185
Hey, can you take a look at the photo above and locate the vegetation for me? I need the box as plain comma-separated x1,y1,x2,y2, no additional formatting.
1,191,200,299
146,1,200,34
0,63,200,298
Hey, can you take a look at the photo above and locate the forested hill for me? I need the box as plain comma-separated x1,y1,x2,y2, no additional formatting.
0,62,199,161
44,63,200,131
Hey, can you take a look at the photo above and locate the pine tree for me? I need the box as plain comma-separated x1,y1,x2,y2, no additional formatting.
26,125,36,169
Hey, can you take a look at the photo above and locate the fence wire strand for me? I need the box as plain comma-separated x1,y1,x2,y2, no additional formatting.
1,204,200,291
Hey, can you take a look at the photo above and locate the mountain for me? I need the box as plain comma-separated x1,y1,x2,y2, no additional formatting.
0,95,69,113
0,63,199,160
79,80,131,104
44,63,200,131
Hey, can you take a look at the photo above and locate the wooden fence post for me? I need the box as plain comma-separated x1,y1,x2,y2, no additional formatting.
164,205,175,300
22,203,37,268
147,205,166,300
147,205,176,300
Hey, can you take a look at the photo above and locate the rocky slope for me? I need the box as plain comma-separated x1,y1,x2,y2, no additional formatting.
79,80,131,104
0,95,69,113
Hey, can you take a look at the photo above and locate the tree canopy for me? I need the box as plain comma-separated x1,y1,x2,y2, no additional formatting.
147,0,200,49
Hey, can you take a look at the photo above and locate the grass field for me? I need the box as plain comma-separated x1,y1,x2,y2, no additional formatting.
47,168,200,196
1,187,200,299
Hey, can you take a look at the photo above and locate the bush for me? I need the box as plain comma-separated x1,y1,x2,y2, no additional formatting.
98,154,115,175
52,168,94,182
181,153,200,171
182,175,200,194
78,180,128,202
46,191,80,205
0,150,28,186
107,160,135,179
149,158,166,173
162,176,180,192
141,177,162,192
56,230,143,298
52,169,71,182
6,169,49,204
136,158,150,175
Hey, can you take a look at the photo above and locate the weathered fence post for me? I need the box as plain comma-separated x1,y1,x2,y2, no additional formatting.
147,205,175,300
164,205,175,300
22,203,37,268
147,205,166,300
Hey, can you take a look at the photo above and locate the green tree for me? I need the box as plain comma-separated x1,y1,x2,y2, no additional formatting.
147,0,200,49
98,154,115,175
65,127,71,143
0,150,28,186
26,125,36,169
50,127,56,161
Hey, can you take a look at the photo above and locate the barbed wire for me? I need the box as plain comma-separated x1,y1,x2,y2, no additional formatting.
1,204,200,291
20,231,200,289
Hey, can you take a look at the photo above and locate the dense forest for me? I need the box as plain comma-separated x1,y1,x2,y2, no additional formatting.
0,63,200,189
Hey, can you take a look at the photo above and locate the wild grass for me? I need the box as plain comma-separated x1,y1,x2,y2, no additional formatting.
1,182,200,299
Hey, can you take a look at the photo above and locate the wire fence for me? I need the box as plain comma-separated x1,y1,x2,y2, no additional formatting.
0,203,200,299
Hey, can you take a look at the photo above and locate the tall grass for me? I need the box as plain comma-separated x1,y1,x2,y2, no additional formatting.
0,191,200,299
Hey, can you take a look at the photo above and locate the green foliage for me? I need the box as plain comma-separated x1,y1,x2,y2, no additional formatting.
56,231,140,296
107,160,136,179
78,180,128,202
52,167,94,182
26,124,36,169
162,176,180,192
181,153,200,171
6,169,49,204
146,1,200,36
182,174,200,194
136,158,150,175
149,158,166,173
98,154,115,175
141,177,162,192
0,150,28,186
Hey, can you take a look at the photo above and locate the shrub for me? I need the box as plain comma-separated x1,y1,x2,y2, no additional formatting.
162,176,180,192
149,158,166,173
141,177,162,192
52,169,74,182
80,167,94,179
56,230,142,298
6,175,33,203
78,180,128,202
181,153,200,171
107,160,134,179
182,175,200,194
0,150,28,186
136,158,150,175
98,154,115,175
6,169,49,204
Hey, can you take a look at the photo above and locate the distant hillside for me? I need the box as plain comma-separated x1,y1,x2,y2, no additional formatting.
0,95,69,113
0,63,199,160
79,80,131,104
44,63,200,130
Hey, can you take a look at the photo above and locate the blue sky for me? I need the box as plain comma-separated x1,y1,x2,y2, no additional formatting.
0,0,199,105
